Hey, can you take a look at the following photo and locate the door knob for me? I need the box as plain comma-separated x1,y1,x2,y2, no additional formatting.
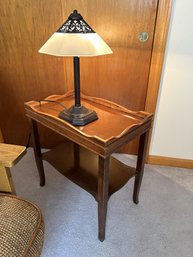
138,32,149,42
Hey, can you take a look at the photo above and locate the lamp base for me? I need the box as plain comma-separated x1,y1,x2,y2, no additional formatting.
59,105,98,126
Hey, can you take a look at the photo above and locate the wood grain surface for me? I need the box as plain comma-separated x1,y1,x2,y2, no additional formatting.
0,0,67,146
0,0,171,154
43,141,136,199
0,143,26,168
25,91,153,143
0,129,4,143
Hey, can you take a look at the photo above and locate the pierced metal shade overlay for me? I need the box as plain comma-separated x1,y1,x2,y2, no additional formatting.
57,10,95,33
39,10,112,57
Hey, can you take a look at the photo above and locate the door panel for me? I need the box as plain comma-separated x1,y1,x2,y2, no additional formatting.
0,0,158,152
62,0,158,110
62,0,158,153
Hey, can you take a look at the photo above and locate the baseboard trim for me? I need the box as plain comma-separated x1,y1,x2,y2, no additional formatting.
147,155,193,169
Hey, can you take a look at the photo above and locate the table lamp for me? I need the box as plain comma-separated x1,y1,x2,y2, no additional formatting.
39,10,112,126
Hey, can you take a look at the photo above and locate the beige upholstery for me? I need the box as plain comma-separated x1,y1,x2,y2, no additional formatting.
0,194,44,257
0,130,44,256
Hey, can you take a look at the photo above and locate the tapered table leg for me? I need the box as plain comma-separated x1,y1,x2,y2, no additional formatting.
73,142,80,170
98,156,110,241
133,131,149,204
31,119,45,186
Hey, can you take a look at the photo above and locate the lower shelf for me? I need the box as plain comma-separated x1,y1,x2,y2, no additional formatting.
42,141,136,200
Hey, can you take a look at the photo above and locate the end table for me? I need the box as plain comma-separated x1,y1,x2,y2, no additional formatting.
25,91,153,241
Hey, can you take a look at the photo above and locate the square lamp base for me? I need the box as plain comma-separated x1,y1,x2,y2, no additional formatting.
59,105,98,126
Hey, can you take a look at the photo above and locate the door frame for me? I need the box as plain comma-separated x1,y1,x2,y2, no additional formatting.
145,0,173,157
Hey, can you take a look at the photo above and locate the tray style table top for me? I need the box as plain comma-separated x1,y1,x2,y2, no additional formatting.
25,91,153,146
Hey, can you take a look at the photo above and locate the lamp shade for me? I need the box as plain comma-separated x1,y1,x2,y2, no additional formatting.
39,10,112,57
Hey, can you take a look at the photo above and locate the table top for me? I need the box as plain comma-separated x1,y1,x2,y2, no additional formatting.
25,91,153,153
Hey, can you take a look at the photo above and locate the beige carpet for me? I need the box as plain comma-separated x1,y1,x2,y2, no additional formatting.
11,148,193,257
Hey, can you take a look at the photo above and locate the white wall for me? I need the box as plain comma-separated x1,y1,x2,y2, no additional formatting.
149,0,193,160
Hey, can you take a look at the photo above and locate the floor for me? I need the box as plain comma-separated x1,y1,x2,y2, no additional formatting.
11,148,193,257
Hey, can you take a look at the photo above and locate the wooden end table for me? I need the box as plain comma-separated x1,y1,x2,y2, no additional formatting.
25,91,153,241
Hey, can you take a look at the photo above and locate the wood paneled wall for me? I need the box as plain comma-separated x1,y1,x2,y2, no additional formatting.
0,0,171,153
0,0,70,146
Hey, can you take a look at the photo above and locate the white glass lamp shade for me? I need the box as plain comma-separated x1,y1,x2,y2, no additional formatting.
39,32,112,57
38,10,112,57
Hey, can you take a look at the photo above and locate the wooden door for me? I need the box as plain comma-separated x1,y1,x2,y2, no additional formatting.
0,0,158,153
77,1,158,108
62,0,159,153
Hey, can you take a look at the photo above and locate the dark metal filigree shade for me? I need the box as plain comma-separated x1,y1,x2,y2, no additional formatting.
57,10,95,33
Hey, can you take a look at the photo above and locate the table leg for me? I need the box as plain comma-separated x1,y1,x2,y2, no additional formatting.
31,119,45,186
98,156,110,241
73,143,80,170
133,131,150,204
